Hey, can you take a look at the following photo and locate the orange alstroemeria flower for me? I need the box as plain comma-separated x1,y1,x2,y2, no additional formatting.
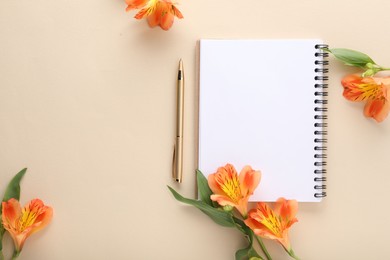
2,198,53,254
244,198,298,253
208,164,261,217
341,74,390,122
125,0,183,30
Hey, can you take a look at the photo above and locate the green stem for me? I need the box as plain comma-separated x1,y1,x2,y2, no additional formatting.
286,248,300,260
255,236,272,260
11,250,20,260
0,250,4,260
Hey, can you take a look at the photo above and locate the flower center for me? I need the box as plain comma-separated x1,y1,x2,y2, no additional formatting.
260,211,283,237
356,82,383,100
216,172,242,202
17,203,41,231
145,0,159,14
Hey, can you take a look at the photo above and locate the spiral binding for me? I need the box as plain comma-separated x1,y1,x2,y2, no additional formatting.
314,44,328,198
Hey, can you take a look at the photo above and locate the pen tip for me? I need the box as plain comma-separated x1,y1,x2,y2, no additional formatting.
179,59,183,70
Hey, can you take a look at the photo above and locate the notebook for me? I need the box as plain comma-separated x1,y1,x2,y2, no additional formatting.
198,39,328,202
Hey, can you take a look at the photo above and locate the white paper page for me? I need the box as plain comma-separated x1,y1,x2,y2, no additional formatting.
198,39,324,202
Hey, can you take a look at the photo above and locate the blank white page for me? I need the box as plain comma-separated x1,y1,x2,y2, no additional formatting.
198,39,324,202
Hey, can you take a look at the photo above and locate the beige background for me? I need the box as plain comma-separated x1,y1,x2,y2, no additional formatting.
1,0,390,259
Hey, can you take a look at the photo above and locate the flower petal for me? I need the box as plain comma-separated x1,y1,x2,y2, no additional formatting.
172,5,183,19
210,194,237,207
2,199,25,252
25,199,53,235
125,0,149,11
364,98,389,123
207,172,224,196
146,0,165,27
159,4,174,30
274,198,298,229
238,165,261,196
274,198,297,219
134,8,149,19
2,198,22,223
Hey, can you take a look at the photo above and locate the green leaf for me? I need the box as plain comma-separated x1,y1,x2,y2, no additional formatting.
235,228,263,260
235,247,250,260
325,48,375,68
196,169,213,206
167,186,236,227
3,168,27,202
236,247,263,260
0,227,3,252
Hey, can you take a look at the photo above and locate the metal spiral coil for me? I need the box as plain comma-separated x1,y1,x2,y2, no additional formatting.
314,44,328,198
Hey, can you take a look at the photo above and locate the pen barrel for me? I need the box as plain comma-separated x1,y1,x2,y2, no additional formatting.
176,78,184,136
173,60,184,183
173,69,184,183
174,136,183,182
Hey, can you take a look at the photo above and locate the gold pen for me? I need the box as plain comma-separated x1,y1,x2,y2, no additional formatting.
173,59,184,183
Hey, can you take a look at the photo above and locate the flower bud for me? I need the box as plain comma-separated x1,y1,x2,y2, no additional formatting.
362,69,375,77
223,205,234,212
